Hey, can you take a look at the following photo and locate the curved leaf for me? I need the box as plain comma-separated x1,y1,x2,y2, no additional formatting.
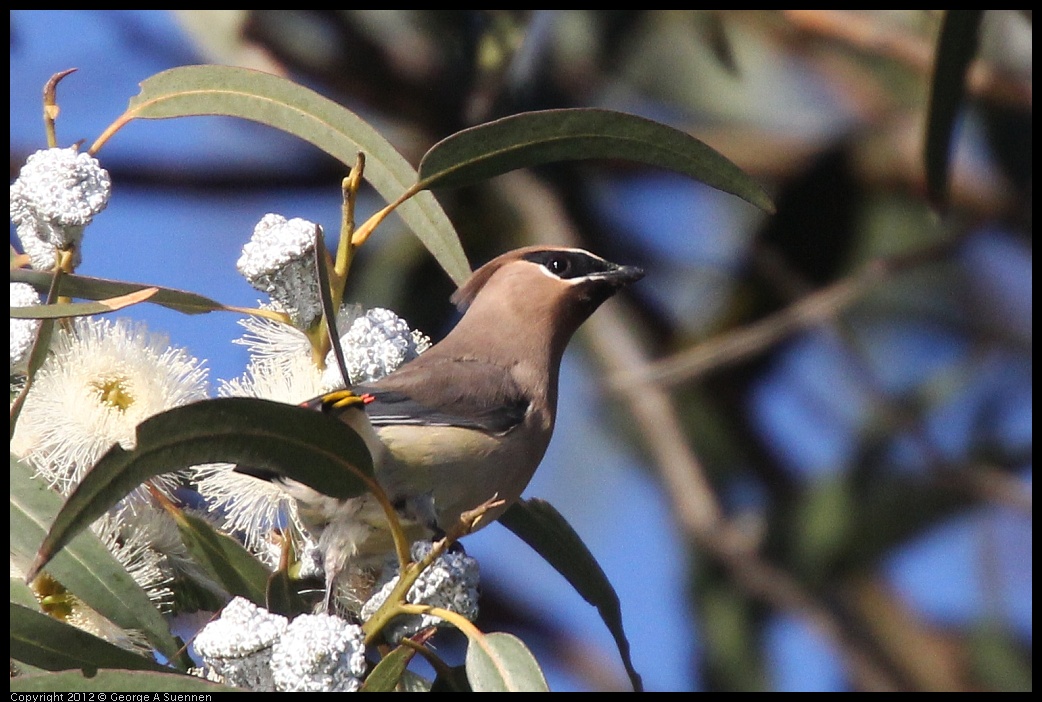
9,287,158,319
118,65,470,285
418,108,774,213
925,10,985,209
362,644,418,692
11,268,228,315
10,602,170,673
171,509,270,606
10,455,182,663
500,498,643,692
465,631,549,692
27,397,375,583
10,669,240,693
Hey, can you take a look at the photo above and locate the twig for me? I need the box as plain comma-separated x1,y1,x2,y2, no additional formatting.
614,240,957,392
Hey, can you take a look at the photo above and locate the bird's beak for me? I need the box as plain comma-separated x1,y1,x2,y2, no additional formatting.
605,263,645,286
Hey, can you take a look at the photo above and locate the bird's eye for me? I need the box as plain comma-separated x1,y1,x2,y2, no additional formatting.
547,255,571,276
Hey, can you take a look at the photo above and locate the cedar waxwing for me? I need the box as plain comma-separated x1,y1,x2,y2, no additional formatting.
250,246,643,610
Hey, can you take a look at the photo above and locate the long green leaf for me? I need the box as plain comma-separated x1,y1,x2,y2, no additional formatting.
500,498,643,692
9,287,158,319
10,455,182,663
925,10,985,209
418,108,775,213
361,644,418,692
11,268,228,315
119,65,470,285
10,602,171,674
10,669,240,693
465,631,549,692
171,509,270,606
27,397,375,583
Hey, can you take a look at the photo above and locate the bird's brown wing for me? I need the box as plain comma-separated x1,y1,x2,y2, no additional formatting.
325,356,531,435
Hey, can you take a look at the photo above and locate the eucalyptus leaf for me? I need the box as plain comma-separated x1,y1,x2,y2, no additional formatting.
10,669,240,693
10,602,171,674
314,223,349,386
361,644,417,692
418,108,774,213
27,397,375,583
500,498,643,692
119,65,470,285
925,10,985,209
10,455,182,663
172,509,270,606
465,631,549,692
9,287,158,319
11,268,228,315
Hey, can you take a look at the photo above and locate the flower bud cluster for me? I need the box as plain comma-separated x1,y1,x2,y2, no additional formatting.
194,597,367,692
237,213,323,328
361,540,480,642
11,147,111,269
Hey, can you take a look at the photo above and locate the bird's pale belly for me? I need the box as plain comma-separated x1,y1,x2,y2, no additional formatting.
375,423,548,532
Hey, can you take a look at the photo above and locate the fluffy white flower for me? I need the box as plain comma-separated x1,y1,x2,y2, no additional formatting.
10,282,41,375
237,214,322,328
232,305,315,372
91,511,175,611
270,613,367,692
11,317,209,498
361,540,480,642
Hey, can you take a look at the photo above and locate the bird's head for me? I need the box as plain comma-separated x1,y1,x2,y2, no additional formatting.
451,246,644,341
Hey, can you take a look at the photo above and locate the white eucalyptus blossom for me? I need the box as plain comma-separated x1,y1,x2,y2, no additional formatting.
232,304,316,375
10,282,41,375
360,540,480,642
10,317,209,500
270,612,367,692
92,512,175,612
237,214,323,328
10,147,111,269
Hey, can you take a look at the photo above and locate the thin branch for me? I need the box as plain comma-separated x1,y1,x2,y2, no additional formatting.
614,240,958,392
